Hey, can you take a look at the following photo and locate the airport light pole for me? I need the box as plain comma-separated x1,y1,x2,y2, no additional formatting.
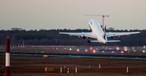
101,15,110,28
4,35,11,76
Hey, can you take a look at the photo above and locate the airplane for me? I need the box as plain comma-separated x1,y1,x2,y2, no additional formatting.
59,19,140,44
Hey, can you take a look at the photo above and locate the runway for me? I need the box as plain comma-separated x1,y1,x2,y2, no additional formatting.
1,46,146,76
1,52,146,60
1,54,146,76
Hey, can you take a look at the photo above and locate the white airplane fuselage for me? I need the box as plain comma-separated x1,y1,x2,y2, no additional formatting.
59,19,140,44
89,19,106,43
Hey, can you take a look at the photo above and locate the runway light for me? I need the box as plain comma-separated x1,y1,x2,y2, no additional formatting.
43,54,48,58
64,48,66,50
69,48,72,51
132,47,135,50
109,47,113,50
89,47,93,51
121,51,124,54
124,47,128,52
133,50,136,52
85,49,88,52
56,48,58,50
111,51,115,54
93,49,96,54
102,51,105,53
116,47,120,51
142,50,146,53
77,49,80,52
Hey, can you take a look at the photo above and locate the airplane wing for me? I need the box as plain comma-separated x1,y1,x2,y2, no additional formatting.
106,32,140,37
59,32,94,38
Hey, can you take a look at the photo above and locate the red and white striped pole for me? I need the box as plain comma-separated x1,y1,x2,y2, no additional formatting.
4,36,11,76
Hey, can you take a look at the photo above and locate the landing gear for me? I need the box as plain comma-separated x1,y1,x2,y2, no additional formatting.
82,36,86,39
87,40,91,43
111,37,114,39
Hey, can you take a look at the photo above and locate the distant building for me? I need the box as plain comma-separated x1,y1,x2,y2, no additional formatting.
108,27,114,31
39,29,47,31
11,28,24,31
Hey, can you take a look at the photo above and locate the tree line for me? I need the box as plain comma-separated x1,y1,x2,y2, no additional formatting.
0,29,145,46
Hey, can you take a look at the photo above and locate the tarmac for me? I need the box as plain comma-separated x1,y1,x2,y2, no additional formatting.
1,54,146,76
1,45,146,76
